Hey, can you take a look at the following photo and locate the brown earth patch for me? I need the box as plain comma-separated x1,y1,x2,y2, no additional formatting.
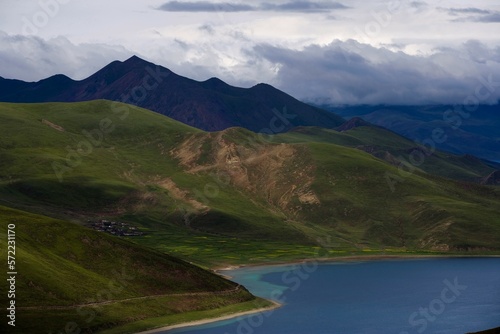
157,178,208,211
42,119,65,132
170,129,320,215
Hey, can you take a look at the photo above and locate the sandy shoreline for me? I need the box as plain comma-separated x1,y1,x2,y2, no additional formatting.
137,300,282,334
214,253,500,272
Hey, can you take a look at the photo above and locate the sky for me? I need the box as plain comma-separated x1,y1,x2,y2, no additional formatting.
1,0,500,105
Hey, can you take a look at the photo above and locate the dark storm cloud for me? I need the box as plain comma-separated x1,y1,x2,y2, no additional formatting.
253,40,500,105
473,12,500,23
447,7,491,15
442,7,500,23
260,1,348,12
158,1,254,12
157,1,348,13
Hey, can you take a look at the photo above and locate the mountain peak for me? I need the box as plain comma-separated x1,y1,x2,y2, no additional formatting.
0,57,345,131
336,117,372,132
121,55,157,67
251,83,273,90
204,77,225,84
125,55,145,63
201,77,231,90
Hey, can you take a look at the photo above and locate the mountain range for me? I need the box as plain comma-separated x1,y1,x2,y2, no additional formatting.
2,56,499,183
324,104,500,162
1,57,499,334
3,55,498,165
0,56,344,132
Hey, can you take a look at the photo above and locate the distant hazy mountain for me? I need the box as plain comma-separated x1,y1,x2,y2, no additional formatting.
0,55,344,132
322,105,500,162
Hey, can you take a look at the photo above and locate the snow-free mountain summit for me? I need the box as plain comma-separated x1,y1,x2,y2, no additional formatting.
0,56,345,132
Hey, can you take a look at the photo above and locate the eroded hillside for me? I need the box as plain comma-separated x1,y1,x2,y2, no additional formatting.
0,101,499,255
171,129,319,215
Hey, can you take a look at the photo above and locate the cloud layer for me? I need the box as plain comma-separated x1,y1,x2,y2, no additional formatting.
2,30,499,105
0,32,131,82
443,7,500,23
1,0,500,105
158,1,253,12
157,1,348,13
252,40,500,104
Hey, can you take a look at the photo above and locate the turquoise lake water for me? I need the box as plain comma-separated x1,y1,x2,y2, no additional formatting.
166,258,500,334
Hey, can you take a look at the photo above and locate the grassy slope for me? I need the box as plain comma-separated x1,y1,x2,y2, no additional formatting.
0,101,499,267
0,101,305,244
303,142,500,250
322,104,500,162
0,205,257,334
0,100,499,333
276,126,497,182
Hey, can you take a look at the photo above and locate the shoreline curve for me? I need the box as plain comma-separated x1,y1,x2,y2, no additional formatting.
137,300,282,334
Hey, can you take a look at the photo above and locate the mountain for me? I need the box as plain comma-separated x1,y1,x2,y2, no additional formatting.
1,101,498,261
277,122,499,183
1,100,499,332
322,104,500,162
0,56,345,132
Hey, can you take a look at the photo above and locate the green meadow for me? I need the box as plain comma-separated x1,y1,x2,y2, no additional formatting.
0,100,499,333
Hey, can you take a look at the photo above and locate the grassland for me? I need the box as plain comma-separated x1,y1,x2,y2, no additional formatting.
0,205,261,333
275,125,498,182
0,100,499,333
99,298,275,334
0,101,498,256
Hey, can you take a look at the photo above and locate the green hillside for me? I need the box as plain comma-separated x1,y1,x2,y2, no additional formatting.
275,125,498,182
0,100,499,332
0,205,261,334
323,104,500,162
0,101,498,267
0,101,306,245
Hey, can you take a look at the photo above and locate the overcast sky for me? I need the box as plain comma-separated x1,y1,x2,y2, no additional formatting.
1,0,500,104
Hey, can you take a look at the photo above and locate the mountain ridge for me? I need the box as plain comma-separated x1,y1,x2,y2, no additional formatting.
324,104,500,162
0,55,345,132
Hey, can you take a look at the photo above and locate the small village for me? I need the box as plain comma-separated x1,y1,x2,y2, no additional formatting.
87,220,144,237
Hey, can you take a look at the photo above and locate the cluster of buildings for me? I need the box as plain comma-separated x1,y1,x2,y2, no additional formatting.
87,220,144,237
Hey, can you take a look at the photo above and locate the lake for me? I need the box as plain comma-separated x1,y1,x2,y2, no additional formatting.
166,258,500,334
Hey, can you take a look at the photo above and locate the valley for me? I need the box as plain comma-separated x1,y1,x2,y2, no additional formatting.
1,100,499,259
0,63,498,334
2,0,500,330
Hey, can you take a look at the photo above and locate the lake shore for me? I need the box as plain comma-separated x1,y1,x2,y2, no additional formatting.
214,253,500,272
137,254,500,334
136,300,282,334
